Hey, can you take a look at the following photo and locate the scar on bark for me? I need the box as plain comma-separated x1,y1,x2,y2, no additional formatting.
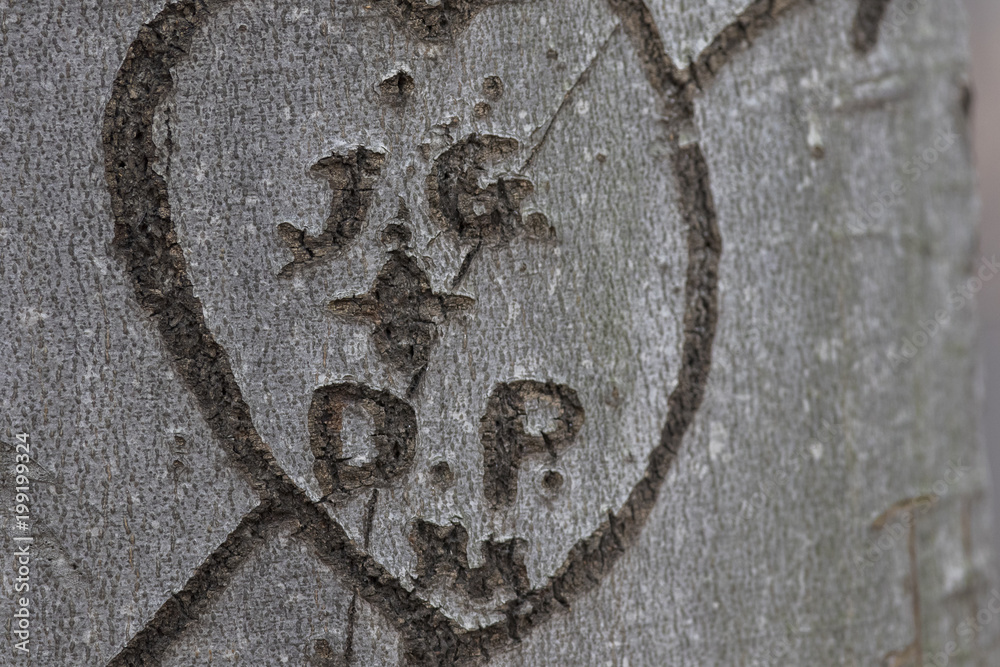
105,0,858,661
385,0,502,42
276,147,385,277
103,3,464,660
872,495,937,667
379,70,415,107
327,251,474,383
853,0,894,54
427,133,553,288
308,383,417,498
480,381,584,508
409,519,530,601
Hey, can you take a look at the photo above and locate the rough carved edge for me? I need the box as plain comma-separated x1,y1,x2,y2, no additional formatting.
99,0,884,664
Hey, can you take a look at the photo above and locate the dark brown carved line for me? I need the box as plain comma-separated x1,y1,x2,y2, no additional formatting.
106,502,280,666
445,0,847,660
101,1,465,664
464,1,891,660
385,0,504,42
605,0,689,101
444,143,721,665
687,0,801,95
460,0,870,660
413,0,737,657
102,0,285,498
99,0,868,664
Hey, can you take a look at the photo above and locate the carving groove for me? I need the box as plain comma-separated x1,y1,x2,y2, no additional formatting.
871,495,934,666
277,147,385,277
309,383,417,497
102,3,462,664
107,502,281,666
328,250,475,382
409,520,530,601
480,381,584,508
853,0,894,54
380,70,416,106
385,0,501,41
426,133,553,287
100,0,883,664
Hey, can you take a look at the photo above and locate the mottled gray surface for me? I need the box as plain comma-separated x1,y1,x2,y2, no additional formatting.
159,520,401,666
1,0,997,665
165,0,686,629
0,1,259,665
498,0,997,663
966,0,1000,586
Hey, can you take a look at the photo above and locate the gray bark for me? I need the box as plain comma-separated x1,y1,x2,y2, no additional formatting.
1,0,996,665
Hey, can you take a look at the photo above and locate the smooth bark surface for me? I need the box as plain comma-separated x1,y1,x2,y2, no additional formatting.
1,0,996,665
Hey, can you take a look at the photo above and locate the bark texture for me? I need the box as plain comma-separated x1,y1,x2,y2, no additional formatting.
0,0,996,665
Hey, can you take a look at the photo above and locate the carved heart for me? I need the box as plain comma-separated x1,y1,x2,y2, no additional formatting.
101,0,881,661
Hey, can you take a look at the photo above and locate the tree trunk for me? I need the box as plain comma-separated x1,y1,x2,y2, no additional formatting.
2,0,996,664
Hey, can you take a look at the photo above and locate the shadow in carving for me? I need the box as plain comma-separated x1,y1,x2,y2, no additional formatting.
309,383,418,497
480,381,584,508
99,0,898,661
427,133,553,287
328,251,475,388
409,519,530,601
277,147,385,277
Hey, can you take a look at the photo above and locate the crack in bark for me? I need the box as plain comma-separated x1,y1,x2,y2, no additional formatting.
520,23,623,172
101,0,883,663
344,490,380,666
426,133,553,288
872,495,933,667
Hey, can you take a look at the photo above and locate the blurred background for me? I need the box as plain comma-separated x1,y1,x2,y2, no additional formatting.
965,0,1000,565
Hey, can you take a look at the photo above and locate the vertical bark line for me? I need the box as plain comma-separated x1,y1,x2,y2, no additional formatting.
295,503,463,664
872,496,934,666
344,594,359,666
907,523,924,666
344,490,380,665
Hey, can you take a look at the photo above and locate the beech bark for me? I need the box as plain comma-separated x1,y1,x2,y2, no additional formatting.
1,0,996,665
